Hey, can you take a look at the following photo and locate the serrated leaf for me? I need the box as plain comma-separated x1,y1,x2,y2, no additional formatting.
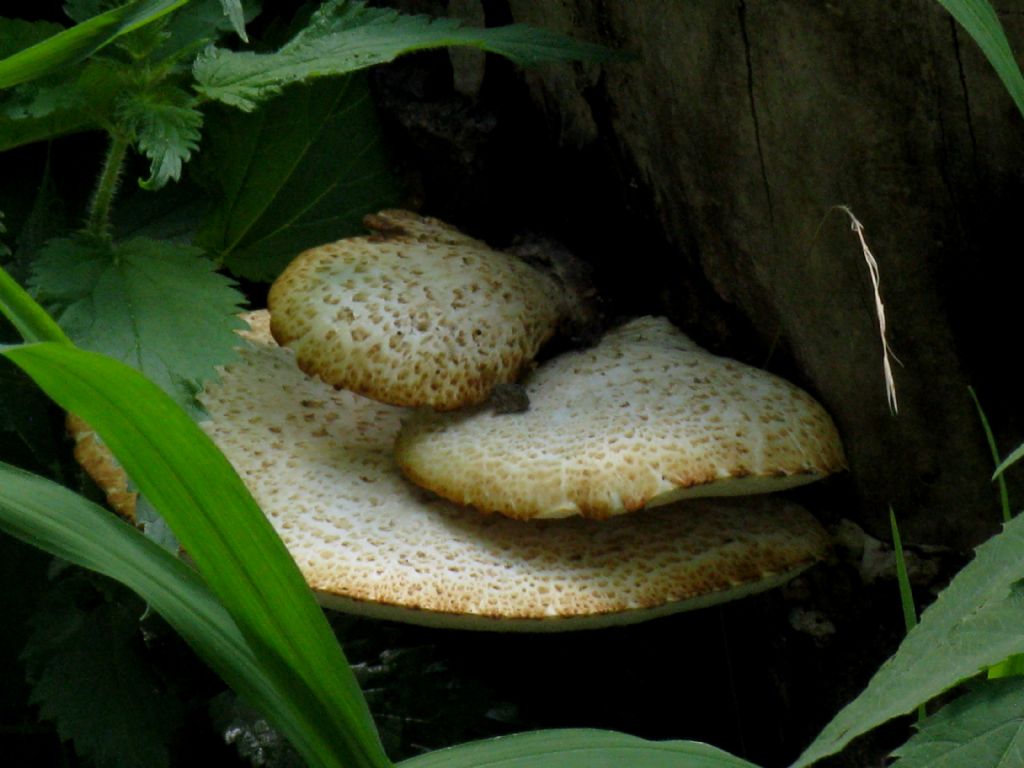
119,86,203,188
0,18,66,60
891,678,1024,768
397,730,759,768
28,235,244,408
792,515,1024,767
23,583,185,768
195,75,401,281
193,0,616,111
0,0,189,89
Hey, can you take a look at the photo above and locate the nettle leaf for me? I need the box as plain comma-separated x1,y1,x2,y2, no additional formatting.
0,18,66,60
22,578,185,768
397,730,759,768
195,74,401,281
120,86,203,189
193,0,616,111
29,235,245,409
891,677,1024,768
794,513,1024,767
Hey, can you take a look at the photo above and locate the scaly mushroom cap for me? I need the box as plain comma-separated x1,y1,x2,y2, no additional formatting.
268,210,569,410
198,311,830,630
396,316,847,520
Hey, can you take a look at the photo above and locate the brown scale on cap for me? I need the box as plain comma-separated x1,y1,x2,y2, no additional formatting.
196,311,831,630
395,316,848,521
268,210,578,410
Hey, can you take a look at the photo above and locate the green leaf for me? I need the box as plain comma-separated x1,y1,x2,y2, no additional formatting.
969,386,1012,523
989,654,1024,680
119,86,203,188
156,0,254,59
0,59,130,152
995,440,1024,479
792,513,1024,767
0,0,190,89
0,344,391,768
398,730,759,768
219,0,249,42
29,235,244,407
195,75,401,281
935,0,1024,120
193,0,616,111
0,19,66,60
0,258,70,345
0,461,369,768
891,677,1024,768
23,582,185,768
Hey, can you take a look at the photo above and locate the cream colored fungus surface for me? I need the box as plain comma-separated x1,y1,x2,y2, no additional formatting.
268,210,568,410
198,312,829,629
396,316,847,520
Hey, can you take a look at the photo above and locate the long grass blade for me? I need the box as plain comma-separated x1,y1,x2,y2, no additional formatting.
0,0,191,89
0,340,391,768
968,386,1011,523
0,263,70,344
934,0,1024,120
0,462,339,764
890,508,926,722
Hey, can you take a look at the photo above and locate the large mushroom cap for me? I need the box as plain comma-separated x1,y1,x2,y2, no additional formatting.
396,316,847,520
198,312,830,630
268,210,571,410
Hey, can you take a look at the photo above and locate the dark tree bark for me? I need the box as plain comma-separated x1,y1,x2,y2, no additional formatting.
498,0,1024,548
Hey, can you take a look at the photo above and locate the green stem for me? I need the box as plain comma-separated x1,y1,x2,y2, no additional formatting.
87,135,130,239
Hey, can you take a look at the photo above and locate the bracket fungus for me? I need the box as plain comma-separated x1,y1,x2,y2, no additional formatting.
192,311,831,630
268,210,581,410
396,316,847,520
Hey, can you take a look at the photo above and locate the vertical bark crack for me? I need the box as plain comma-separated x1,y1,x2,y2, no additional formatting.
738,0,775,226
950,18,980,180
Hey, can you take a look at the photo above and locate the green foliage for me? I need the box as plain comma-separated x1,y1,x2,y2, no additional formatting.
793,508,1024,767
22,576,186,768
935,0,1024,119
0,339,391,768
0,459,362,768
196,75,401,280
396,730,759,768
0,0,189,89
890,677,1024,768
193,0,617,111
118,86,203,188
0,19,66,60
969,386,1012,523
28,235,245,409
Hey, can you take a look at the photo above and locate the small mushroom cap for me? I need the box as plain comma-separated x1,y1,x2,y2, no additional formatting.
198,312,830,630
268,210,570,410
396,316,847,520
